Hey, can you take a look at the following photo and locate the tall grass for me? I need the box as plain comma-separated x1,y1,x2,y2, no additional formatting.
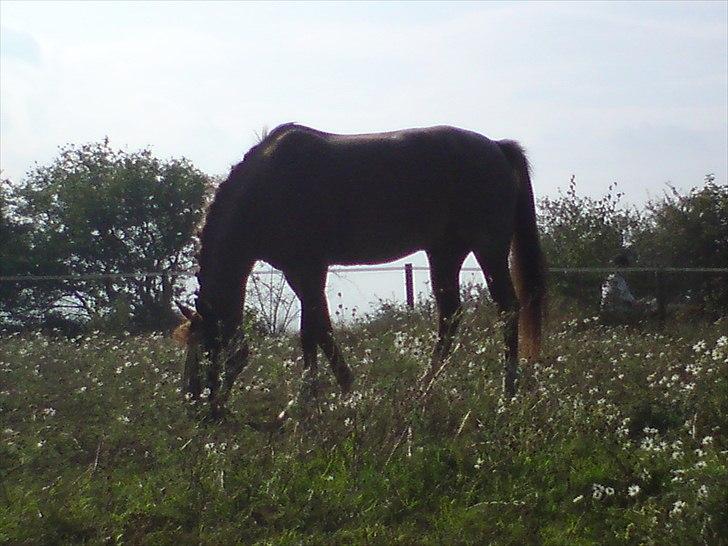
1,302,726,544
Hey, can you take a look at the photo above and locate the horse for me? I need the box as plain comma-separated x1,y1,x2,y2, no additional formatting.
174,123,546,415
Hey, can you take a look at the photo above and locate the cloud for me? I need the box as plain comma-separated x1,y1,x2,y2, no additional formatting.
0,27,41,65
0,2,725,199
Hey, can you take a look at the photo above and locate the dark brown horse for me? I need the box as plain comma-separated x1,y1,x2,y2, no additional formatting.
175,124,545,413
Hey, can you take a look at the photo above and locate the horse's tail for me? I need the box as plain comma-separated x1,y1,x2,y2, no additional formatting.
498,140,547,360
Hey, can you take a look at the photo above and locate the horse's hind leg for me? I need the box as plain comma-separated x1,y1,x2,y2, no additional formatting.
285,266,353,397
427,248,468,367
474,248,520,397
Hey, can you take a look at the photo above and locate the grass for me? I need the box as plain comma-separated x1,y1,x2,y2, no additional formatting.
1,301,727,545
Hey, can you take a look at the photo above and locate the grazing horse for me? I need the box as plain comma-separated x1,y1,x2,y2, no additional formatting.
175,123,546,414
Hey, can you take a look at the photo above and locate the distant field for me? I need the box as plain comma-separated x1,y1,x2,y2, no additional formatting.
1,304,726,545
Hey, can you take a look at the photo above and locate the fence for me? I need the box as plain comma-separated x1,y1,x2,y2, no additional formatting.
3,264,727,311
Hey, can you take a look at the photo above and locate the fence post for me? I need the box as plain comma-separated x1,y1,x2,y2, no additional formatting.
655,269,666,325
404,263,414,309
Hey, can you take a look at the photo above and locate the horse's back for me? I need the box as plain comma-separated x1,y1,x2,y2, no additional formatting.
241,124,519,265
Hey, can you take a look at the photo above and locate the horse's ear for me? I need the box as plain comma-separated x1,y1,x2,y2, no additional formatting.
177,302,198,322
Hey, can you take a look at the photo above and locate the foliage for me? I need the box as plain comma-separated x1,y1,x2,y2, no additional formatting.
537,175,727,313
538,176,641,269
632,176,728,312
0,180,35,320
1,303,726,544
1,140,210,330
537,177,642,310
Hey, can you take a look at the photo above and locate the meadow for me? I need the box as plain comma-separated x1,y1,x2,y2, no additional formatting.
1,300,726,545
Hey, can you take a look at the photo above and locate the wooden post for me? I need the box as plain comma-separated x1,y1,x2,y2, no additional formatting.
655,269,666,325
404,263,414,309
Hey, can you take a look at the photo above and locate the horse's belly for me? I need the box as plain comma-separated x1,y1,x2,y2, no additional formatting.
328,220,438,265
331,243,423,266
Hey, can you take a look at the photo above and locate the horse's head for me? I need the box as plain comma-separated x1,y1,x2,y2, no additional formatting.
173,299,223,397
173,297,250,401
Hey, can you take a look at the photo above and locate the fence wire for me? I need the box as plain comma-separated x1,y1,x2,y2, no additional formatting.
2,266,727,283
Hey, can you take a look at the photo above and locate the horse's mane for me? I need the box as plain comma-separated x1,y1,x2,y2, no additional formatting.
196,123,298,287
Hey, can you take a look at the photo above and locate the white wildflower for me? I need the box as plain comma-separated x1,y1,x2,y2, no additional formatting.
670,500,686,517
592,483,605,500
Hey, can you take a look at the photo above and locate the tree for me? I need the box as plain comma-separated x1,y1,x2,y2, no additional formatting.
537,176,641,308
633,176,728,312
2,140,210,330
0,179,36,325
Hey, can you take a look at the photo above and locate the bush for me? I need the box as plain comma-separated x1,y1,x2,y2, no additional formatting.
1,140,211,331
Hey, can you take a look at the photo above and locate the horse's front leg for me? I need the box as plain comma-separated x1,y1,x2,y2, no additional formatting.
182,346,203,400
286,266,353,401
299,307,321,401
210,338,250,417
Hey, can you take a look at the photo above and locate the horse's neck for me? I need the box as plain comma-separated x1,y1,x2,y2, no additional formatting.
198,266,245,324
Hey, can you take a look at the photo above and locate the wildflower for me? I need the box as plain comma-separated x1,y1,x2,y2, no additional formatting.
592,484,605,500
118,415,130,423
474,457,484,470
627,485,640,497
670,500,686,517
200,387,211,400
42,408,57,417
697,485,708,499
605,487,615,496
702,436,714,446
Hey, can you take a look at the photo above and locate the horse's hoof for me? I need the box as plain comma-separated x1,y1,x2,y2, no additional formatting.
207,402,230,422
337,367,354,394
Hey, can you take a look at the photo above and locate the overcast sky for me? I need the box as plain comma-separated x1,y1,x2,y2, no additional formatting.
1,1,726,309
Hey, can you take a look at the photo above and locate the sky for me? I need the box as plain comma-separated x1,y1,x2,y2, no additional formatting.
1,1,727,311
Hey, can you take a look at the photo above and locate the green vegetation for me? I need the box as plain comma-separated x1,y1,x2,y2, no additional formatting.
2,303,726,544
3,137,727,335
1,140,210,331
1,140,727,542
